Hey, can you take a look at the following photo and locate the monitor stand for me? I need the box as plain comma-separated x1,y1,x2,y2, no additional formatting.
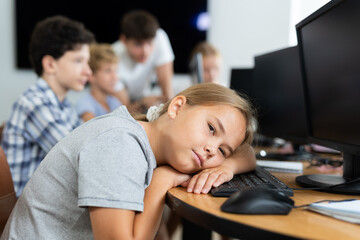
256,144,313,161
295,174,360,195
296,153,360,195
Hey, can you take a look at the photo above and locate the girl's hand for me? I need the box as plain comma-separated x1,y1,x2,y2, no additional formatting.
181,165,233,194
153,166,191,189
182,144,256,194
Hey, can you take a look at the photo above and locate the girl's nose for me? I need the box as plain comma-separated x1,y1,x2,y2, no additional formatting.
205,145,215,158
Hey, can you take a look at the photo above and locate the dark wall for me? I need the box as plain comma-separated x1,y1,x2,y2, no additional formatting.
15,0,207,73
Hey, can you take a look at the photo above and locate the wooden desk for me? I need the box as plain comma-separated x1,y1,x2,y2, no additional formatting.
166,162,360,240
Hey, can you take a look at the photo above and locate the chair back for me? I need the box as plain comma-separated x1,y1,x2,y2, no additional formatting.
0,122,4,143
0,146,16,235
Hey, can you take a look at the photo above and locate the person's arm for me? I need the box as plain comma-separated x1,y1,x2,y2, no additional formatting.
182,144,256,194
156,61,174,101
113,88,130,106
89,166,190,240
113,87,162,114
113,88,145,114
80,112,96,122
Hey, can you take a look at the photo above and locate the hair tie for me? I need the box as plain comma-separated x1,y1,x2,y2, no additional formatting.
146,104,164,122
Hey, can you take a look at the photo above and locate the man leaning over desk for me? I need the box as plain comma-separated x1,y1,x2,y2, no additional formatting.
112,10,174,113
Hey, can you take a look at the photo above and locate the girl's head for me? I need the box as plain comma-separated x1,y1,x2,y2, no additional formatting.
159,83,256,144
88,43,119,94
190,42,222,83
138,83,257,174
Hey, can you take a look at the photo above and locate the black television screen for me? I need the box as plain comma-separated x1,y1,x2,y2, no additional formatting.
253,46,308,146
296,0,360,194
15,0,207,73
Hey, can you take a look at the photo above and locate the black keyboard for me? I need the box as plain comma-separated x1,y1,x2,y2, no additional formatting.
210,166,293,197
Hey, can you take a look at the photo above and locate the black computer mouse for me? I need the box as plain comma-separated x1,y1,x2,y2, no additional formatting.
221,187,294,215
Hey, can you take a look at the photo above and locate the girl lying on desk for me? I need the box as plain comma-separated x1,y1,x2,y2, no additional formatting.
1,83,257,240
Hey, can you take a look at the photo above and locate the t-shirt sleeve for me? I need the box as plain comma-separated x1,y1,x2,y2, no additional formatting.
77,128,151,212
153,29,175,66
76,94,96,116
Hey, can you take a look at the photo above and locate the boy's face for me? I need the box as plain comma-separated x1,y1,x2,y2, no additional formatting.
122,36,154,63
89,62,118,94
53,44,92,92
162,103,246,174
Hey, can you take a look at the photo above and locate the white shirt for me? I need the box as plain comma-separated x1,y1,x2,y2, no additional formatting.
112,28,175,101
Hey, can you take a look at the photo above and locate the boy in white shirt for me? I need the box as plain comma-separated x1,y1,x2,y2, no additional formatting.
112,10,175,112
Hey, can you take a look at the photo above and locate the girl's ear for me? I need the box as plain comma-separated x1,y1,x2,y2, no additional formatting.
168,95,187,119
42,55,56,74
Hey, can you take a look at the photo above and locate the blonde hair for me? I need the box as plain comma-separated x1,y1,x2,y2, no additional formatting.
89,43,119,73
190,41,221,60
136,83,257,145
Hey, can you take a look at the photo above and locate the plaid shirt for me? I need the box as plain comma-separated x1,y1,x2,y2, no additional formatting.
2,79,82,196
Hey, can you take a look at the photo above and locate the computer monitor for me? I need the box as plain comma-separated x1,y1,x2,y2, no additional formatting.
252,46,310,160
229,68,276,148
189,52,204,84
229,68,254,99
296,0,360,194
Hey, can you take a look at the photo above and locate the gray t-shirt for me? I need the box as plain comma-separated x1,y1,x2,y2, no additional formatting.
1,106,156,240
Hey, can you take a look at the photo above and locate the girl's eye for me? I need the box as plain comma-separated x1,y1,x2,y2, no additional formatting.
219,148,226,157
208,124,215,134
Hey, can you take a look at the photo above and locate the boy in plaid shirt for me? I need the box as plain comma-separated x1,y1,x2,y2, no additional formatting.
1,15,94,196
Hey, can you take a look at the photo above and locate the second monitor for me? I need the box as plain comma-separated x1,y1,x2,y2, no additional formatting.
189,52,204,84
253,46,310,160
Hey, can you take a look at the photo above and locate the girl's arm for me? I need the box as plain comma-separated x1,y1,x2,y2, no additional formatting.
89,166,190,240
183,144,256,194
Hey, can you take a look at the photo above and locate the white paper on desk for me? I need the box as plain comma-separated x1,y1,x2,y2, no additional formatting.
308,200,360,224
256,160,303,173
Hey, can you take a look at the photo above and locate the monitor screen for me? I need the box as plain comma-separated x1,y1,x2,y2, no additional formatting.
229,68,254,100
253,46,308,145
189,52,204,84
296,0,360,194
